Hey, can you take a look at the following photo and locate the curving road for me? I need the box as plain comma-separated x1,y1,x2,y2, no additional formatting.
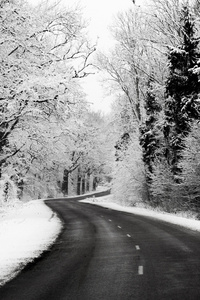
0,196,200,299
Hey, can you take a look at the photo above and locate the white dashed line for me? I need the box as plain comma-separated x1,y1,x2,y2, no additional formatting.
127,234,131,238
135,245,140,250
138,266,143,275
117,226,122,229
109,219,112,222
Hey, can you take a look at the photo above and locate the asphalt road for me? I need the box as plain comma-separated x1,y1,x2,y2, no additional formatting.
0,196,200,300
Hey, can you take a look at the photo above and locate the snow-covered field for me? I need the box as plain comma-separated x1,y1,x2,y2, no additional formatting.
0,200,62,286
80,194,200,232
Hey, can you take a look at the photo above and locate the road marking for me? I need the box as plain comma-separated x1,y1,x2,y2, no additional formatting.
117,226,121,229
135,245,140,250
127,234,131,238
109,219,112,222
138,266,143,275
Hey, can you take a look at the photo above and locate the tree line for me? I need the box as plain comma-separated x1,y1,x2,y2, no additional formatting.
99,0,200,216
2,0,200,216
0,0,111,203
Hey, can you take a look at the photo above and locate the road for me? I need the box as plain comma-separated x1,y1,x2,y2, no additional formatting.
0,195,200,299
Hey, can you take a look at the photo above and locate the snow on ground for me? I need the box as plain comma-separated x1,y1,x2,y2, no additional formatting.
0,200,63,286
80,194,200,232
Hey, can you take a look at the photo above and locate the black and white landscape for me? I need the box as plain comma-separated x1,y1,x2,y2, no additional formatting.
1,0,200,299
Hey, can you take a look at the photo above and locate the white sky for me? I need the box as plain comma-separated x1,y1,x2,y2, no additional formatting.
84,0,133,113
68,0,134,113
78,0,133,48
28,0,135,113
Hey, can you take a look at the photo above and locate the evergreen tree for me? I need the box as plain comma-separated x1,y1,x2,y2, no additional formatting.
140,77,161,175
164,4,200,175
178,121,200,210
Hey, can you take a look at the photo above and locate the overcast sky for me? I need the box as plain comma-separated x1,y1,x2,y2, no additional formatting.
79,0,133,47
62,0,134,113
73,0,134,113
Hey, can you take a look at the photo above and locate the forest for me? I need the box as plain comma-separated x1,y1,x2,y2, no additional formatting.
1,0,200,218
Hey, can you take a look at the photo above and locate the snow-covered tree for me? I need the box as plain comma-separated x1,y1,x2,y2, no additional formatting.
112,138,146,206
96,5,166,205
97,6,162,124
108,95,148,205
150,159,183,212
61,111,113,196
178,121,200,211
140,77,162,175
0,0,97,200
164,4,200,175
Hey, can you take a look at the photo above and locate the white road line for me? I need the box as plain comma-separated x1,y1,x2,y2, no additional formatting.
135,245,140,250
138,266,143,275
117,226,121,229
127,234,131,238
109,219,112,222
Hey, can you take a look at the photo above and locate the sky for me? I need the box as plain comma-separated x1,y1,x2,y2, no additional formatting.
71,0,133,113
76,0,133,48
71,0,131,113
28,0,134,113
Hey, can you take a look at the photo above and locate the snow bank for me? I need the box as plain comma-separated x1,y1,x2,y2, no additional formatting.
0,200,62,286
80,195,200,232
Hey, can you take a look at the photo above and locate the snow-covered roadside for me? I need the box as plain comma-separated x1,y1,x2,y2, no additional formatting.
0,200,63,286
80,194,200,232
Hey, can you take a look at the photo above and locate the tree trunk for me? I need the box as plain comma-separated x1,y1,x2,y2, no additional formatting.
62,169,69,195
93,177,98,191
82,175,86,194
86,172,90,192
77,168,81,195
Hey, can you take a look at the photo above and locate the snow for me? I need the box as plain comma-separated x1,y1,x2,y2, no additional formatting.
80,194,200,232
0,200,63,286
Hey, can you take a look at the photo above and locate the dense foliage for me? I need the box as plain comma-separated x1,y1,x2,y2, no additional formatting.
0,0,109,203
2,0,200,217
164,5,200,175
99,0,200,216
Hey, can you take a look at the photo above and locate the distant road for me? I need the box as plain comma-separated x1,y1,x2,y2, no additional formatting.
0,193,200,299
